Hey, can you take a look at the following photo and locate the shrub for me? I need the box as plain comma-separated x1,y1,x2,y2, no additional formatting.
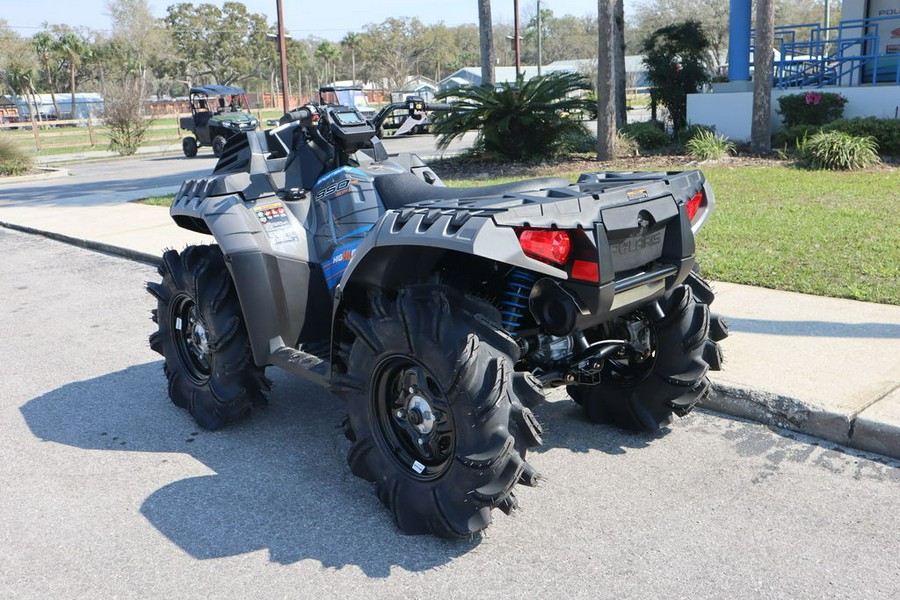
686,129,736,160
772,124,821,149
823,117,900,156
0,135,31,176
798,130,880,170
777,91,847,127
621,121,671,152
104,80,151,156
676,123,716,146
614,131,640,158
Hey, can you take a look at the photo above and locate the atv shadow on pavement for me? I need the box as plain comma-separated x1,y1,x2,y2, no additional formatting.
19,362,477,576
20,364,674,574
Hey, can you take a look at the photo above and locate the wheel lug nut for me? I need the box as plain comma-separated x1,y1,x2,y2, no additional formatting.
417,438,424,445
408,386,416,394
396,409,406,419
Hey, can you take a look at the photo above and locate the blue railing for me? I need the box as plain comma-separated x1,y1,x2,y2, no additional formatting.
751,16,900,89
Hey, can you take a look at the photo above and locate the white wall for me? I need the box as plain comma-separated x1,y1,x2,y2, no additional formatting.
687,86,900,141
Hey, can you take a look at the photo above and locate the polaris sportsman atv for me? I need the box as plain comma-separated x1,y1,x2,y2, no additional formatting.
148,101,728,538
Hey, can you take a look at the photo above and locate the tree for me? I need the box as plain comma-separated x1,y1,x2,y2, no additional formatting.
630,0,728,72
597,0,618,160
478,0,494,85
358,18,428,90
106,0,168,93
32,32,61,119
164,2,273,85
341,33,361,85
752,0,775,152
56,31,86,119
641,21,712,132
433,72,593,160
315,41,340,86
3,62,40,127
523,10,597,65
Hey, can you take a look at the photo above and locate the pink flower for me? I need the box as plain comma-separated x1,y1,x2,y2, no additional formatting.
805,92,822,105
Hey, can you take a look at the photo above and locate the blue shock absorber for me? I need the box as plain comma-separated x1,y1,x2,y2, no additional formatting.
500,269,538,334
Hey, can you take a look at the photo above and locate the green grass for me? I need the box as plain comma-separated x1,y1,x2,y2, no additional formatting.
136,195,176,206
140,163,899,305
694,165,899,305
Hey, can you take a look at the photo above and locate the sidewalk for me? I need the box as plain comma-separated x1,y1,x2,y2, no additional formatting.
1,175,898,461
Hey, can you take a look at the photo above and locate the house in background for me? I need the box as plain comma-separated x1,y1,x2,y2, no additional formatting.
688,0,900,141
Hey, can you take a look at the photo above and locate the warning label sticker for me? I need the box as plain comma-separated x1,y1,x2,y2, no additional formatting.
254,201,299,246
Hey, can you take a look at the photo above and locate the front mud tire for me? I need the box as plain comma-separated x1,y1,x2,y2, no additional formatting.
147,245,270,430
334,285,543,538
569,275,727,432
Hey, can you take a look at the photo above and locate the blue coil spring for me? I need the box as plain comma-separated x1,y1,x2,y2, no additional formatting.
500,269,538,334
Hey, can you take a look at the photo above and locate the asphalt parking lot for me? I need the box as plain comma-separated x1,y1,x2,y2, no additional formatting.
2,227,899,599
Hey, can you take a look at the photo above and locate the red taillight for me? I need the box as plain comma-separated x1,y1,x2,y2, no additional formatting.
518,229,572,266
571,259,599,282
686,190,704,221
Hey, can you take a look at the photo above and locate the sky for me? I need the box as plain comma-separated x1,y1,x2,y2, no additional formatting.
1,0,639,42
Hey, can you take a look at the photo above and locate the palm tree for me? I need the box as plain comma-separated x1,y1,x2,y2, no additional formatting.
751,0,775,152
433,72,593,160
315,41,340,86
597,0,618,160
4,63,40,129
56,32,85,120
341,32,361,85
32,31,61,119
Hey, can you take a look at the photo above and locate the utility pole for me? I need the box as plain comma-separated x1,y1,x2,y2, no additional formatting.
276,0,291,113
537,0,542,76
514,0,521,76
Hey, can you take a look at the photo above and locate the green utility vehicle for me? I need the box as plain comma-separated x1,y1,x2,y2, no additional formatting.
179,85,259,158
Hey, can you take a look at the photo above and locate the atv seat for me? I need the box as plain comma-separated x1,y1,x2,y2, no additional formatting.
374,171,570,210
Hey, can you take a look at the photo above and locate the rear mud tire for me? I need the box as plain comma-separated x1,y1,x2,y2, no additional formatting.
147,245,270,430
334,285,543,538
211,135,227,157
570,282,726,432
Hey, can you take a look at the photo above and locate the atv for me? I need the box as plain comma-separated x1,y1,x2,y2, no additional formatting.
148,101,728,538
371,95,452,138
179,85,259,158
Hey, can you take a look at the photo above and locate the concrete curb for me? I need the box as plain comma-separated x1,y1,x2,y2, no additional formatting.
707,381,900,461
0,221,159,266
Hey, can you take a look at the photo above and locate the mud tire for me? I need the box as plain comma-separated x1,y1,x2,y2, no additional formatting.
147,245,269,430
569,280,726,432
334,285,543,538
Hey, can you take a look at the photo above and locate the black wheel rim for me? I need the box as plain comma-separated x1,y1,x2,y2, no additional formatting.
171,293,211,384
371,356,455,481
604,313,658,386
